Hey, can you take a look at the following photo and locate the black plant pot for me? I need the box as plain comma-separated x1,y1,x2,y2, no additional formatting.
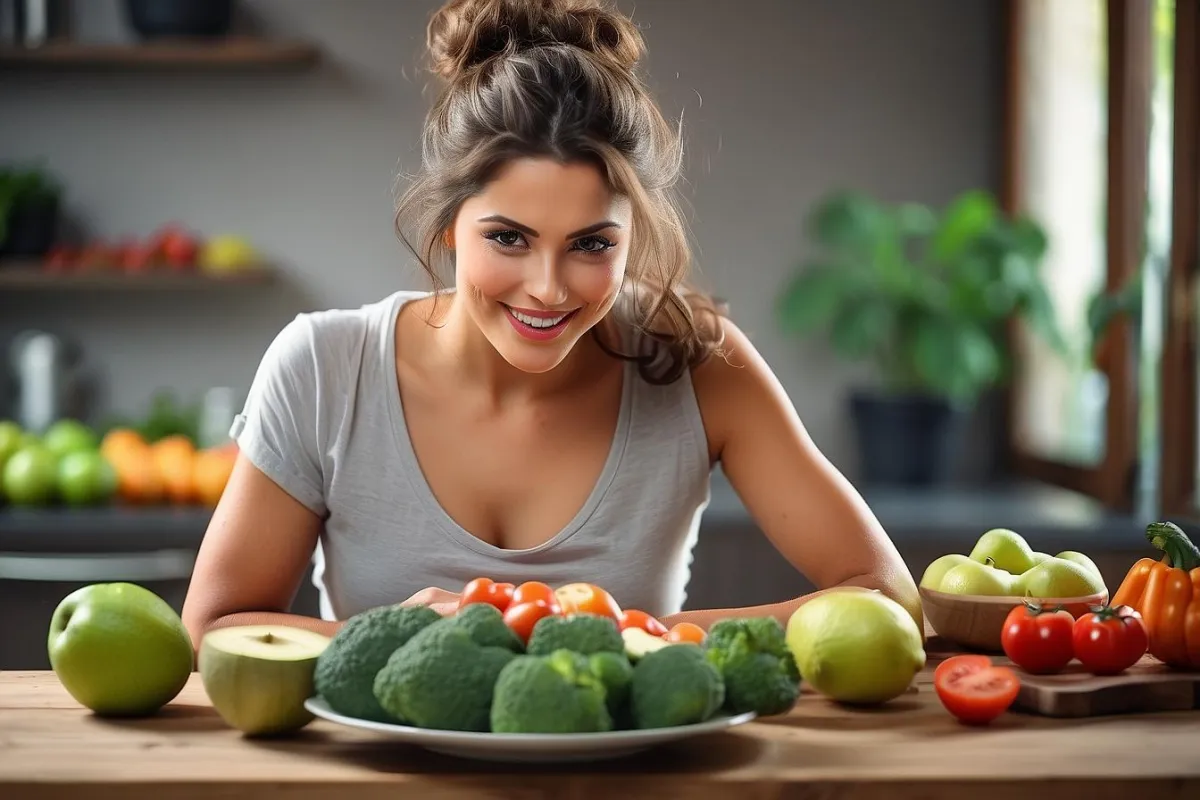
849,390,967,487
2,197,59,258
124,0,234,39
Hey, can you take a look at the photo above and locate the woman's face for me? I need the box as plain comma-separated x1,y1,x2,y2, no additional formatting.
451,156,632,375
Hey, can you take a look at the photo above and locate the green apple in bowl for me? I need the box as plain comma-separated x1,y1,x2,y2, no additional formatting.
47,583,194,717
968,528,1037,575
1016,556,1106,598
938,561,1017,596
1054,550,1103,582
919,554,973,591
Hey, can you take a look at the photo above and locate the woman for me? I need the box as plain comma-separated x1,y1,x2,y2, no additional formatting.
181,0,922,645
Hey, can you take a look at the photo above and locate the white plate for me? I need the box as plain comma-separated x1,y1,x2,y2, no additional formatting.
304,696,757,763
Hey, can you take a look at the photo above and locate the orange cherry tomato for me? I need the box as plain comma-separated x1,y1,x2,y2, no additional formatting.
458,578,514,612
555,583,622,621
512,581,560,612
618,609,669,637
664,622,706,644
503,599,558,644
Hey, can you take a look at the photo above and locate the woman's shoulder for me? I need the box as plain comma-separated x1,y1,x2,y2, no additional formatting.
264,290,429,365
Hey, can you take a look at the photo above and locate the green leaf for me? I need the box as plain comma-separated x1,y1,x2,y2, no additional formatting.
930,190,997,263
911,317,1002,402
807,192,889,257
830,301,892,360
776,266,852,334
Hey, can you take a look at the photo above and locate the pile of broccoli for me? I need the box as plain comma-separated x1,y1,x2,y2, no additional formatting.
314,604,801,734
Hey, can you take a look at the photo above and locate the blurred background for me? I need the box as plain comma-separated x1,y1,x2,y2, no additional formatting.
1,0,1196,669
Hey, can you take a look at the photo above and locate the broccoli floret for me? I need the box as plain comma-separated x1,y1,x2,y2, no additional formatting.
490,650,614,733
704,617,800,716
313,604,441,722
526,613,624,656
630,644,725,729
588,650,633,716
372,618,516,731
448,602,524,652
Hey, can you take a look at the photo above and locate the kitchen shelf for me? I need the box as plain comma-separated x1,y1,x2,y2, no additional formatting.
0,38,320,71
0,262,276,290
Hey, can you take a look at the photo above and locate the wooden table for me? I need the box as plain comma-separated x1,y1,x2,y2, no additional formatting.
2,663,1199,800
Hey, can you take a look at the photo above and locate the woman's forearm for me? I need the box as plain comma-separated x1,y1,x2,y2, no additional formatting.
661,572,924,636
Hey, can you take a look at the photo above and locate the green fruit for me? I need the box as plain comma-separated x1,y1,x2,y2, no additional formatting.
47,583,194,717
920,554,973,590
969,528,1037,574
939,561,1017,596
785,590,925,705
56,451,118,507
199,625,330,737
1055,551,1103,582
42,419,98,460
0,420,23,472
1030,552,1052,567
1016,557,1106,598
2,445,59,506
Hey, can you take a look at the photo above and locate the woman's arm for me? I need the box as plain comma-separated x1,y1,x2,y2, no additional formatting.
663,320,923,634
181,453,342,650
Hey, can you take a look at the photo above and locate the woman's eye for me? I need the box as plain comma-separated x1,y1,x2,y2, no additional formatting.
484,230,527,248
573,235,615,253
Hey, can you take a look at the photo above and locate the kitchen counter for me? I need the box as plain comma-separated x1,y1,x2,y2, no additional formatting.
3,642,1199,799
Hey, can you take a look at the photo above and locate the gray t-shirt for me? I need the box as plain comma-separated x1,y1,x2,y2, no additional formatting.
231,290,713,621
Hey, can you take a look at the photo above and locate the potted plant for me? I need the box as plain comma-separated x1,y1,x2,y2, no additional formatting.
776,189,1066,487
0,163,62,259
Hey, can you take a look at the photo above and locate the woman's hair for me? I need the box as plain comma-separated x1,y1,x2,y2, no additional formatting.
395,0,726,384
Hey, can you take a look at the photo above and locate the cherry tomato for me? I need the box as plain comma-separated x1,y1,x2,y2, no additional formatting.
458,578,515,612
503,599,558,644
1000,601,1076,674
664,622,706,644
933,654,1020,725
511,581,560,612
1072,605,1149,675
554,583,622,620
618,609,669,637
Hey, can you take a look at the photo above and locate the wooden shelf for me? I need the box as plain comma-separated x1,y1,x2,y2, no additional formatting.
0,263,275,290
0,38,320,71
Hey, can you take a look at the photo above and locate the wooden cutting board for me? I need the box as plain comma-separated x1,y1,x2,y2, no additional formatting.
1012,655,1200,717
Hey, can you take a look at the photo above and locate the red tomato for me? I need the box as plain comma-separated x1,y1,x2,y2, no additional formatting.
458,578,515,612
933,655,1020,725
664,622,706,644
503,599,557,644
1000,602,1076,674
512,581,560,612
1072,605,1149,675
555,583,622,620
618,609,668,637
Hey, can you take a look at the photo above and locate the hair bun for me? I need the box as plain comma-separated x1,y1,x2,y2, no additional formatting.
427,0,644,81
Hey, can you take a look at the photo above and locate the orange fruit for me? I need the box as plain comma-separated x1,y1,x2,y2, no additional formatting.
192,447,236,507
151,436,196,505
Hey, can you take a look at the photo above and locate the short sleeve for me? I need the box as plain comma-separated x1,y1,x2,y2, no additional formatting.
230,314,328,516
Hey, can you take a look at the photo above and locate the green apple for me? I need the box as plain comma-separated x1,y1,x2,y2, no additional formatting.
41,419,98,460
1055,550,1103,582
939,561,1017,596
969,528,1037,574
199,625,330,737
48,583,194,717
0,420,23,473
56,451,118,507
1017,557,1107,599
2,444,58,506
919,554,973,591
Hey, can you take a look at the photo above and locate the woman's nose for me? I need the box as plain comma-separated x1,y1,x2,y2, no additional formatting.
525,254,569,307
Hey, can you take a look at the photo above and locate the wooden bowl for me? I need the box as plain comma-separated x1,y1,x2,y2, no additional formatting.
920,586,1109,652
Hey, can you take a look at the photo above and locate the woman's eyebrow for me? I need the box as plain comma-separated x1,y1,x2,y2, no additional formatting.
476,215,623,240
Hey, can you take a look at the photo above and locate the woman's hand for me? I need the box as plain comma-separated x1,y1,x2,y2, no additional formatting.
399,586,462,616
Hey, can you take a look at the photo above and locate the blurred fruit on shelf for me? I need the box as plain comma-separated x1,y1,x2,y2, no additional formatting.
2,442,58,506
193,443,238,507
57,450,118,507
41,419,98,460
199,235,262,274
151,434,197,505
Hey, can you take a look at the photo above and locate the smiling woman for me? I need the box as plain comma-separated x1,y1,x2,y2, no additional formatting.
179,0,922,649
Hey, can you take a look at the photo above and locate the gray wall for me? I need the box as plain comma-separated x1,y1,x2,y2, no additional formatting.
0,0,1004,481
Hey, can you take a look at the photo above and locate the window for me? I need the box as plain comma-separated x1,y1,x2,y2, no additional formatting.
1004,0,1155,508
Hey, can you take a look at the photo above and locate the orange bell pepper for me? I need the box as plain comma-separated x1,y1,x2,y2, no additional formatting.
1111,521,1200,668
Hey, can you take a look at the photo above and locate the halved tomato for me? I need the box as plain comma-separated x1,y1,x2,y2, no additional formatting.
933,654,1021,725
555,583,621,620
618,609,669,637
